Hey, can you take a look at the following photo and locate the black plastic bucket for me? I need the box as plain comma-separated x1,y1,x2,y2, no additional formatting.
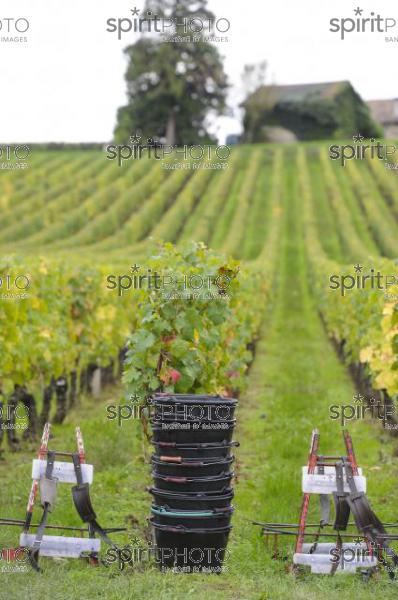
152,520,232,573
151,455,234,478
148,487,234,510
151,394,237,423
151,419,236,444
152,471,234,493
152,440,239,459
151,505,233,529
154,393,227,399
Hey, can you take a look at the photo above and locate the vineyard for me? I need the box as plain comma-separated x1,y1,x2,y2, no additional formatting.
1,143,398,600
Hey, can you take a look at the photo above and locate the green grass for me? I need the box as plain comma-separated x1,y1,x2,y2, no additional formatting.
306,147,343,262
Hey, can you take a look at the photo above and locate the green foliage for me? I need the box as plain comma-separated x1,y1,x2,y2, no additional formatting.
0,255,131,394
122,242,265,400
334,85,383,139
114,0,228,145
2,139,398,410
298,145,398,398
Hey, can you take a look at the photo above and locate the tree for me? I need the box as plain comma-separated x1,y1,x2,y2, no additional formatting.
114,0,228,146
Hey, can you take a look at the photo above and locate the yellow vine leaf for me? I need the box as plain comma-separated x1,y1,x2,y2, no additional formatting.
359,346,373,363
39,328,52,339
375,370,398,393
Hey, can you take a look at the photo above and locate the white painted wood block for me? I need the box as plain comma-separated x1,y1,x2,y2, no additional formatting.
302,542,368,554
32,460,93,484
20,534,100,558
302,466,366,494
293,551,377,573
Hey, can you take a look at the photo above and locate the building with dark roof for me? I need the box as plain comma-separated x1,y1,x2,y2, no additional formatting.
367,99,398,139
242,81,382,142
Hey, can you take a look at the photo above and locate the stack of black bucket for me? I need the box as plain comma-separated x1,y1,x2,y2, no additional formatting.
149,393,238,573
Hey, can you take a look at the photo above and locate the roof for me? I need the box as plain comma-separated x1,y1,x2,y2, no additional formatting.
367,99,398,124
243,81,351,107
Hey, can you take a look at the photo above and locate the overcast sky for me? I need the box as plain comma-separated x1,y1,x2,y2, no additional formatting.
1,0,397,143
